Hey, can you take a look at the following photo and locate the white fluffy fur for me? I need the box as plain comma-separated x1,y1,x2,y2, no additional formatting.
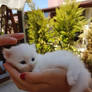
3,43,91,92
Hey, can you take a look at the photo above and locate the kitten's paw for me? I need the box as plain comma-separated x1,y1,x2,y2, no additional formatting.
67,70,80,86
67,74,76,86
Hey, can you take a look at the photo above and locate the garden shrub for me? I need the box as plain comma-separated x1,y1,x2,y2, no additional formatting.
25,0,86,54
82,23,92,73
50,0,86,52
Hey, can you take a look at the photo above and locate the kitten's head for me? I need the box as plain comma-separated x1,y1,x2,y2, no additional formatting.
3,43,37,72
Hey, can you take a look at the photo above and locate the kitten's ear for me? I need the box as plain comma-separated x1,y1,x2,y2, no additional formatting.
3,48,12,59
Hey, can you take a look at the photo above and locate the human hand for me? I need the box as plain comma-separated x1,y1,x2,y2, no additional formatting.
4,63,71,92
0,33,24,46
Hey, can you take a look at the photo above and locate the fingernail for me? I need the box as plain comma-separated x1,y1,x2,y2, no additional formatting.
20,73,26,80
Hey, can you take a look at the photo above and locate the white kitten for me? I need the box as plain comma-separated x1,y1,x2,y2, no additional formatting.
3,43,91,92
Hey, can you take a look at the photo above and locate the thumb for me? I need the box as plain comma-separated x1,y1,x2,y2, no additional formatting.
20,72,47,83
20,68,67,83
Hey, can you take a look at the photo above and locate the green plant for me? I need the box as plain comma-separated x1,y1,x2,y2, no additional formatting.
25,0,86,54
82,23,92,73
25,7,59,53
51,0,86,52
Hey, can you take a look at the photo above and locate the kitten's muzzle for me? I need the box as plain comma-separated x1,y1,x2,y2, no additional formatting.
29,64,34,72
19,64,33,73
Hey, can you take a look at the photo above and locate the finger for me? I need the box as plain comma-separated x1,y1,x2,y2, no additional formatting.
3,63,20,78
12,75,49,92
0,37,17,46
10,33,24,40
3,63,31,90
4,63,43,83
4,62,47,83
10,71,49,92
22,72,49,83
4,63,51,92
3,63,49,92
0,33,24,46
22,68,66,83
11,76,30,91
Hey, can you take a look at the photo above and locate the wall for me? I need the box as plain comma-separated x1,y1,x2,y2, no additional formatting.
48,0,63,8
48,0,88,8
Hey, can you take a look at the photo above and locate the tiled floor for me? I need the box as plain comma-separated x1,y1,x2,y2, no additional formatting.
0,80,25,92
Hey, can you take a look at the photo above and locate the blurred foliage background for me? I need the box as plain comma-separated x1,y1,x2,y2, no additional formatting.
25,0,86,54
81,23,92,73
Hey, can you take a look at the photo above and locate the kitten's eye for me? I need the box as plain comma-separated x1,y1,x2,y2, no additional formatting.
20,60,26,64
32,58,35,61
